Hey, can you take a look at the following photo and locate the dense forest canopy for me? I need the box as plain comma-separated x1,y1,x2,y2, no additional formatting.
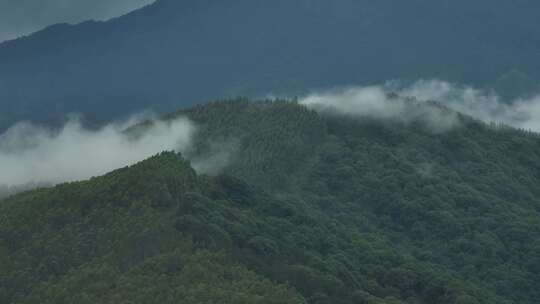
2,99,540,303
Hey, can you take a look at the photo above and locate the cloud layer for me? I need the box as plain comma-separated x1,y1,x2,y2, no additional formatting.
0,0,155,42
0,115,194,186
2,79,540,192
396,80,540,131
300,80,540,132
299,85,459,132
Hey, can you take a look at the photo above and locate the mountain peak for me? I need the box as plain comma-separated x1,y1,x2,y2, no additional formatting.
1,1,540,130
100,151,199,198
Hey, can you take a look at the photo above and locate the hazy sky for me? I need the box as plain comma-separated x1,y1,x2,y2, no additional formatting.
0,0,156,42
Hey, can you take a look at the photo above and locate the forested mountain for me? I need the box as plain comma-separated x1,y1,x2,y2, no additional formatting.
2,99,540,303
1,0,540,130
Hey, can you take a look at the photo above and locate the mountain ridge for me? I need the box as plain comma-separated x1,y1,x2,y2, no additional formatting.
1,0,540,130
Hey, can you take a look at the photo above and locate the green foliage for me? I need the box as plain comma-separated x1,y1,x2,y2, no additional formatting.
177,99,540,303
21,248,301,304
3,99,540,303
0,152,302,303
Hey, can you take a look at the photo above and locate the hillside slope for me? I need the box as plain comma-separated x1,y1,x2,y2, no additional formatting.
2,100,540,303
1,0,540,129
178,99,540,303
0,153,304,303
0,152,511,304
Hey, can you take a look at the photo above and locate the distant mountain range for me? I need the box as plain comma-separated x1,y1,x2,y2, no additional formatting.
1,0,540,129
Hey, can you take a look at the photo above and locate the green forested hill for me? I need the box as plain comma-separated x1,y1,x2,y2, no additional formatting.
2,100,540,303
177,99,540,303
0,153,303,304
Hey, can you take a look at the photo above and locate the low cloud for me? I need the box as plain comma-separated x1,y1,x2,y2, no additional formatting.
396,80,540,131
299,80,540,132
0,114,195,187
190,140,239,176
299,85,459,132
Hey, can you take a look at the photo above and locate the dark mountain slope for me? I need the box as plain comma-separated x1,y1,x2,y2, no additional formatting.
0,153,304,303
0,152,515,304
175,99,540,303
3,100,540,303
1,0,540,129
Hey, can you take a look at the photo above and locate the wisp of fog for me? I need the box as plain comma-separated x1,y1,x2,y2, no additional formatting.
3,79,540,192
0,115,194,187
299,80,540,132
299,85,459,132
397,80,540,131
